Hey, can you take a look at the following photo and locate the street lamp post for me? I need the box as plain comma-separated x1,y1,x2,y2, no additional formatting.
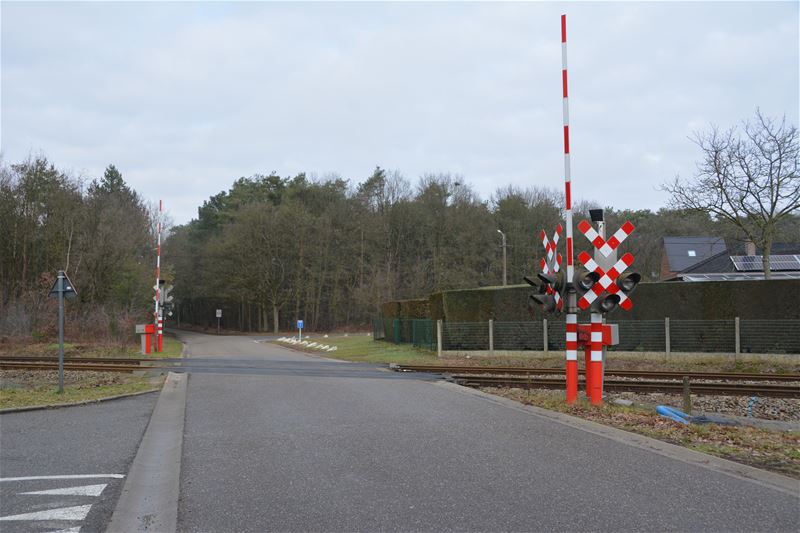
497,229,507,286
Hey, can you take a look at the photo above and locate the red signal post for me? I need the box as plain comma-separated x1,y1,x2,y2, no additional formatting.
577,323,618,402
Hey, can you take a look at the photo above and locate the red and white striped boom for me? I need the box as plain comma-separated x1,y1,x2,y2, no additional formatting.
561,14,578,404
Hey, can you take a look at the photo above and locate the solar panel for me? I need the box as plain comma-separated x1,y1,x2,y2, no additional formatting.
730,255,800,272
771,254,800,271
683,272,800,282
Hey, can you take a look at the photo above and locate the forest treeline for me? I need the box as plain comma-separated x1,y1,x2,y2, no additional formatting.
0,156,155,341
3,156,798,338
164,167,798,332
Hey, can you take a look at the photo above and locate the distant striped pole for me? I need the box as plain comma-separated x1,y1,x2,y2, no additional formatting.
155,200,162,352
561,14,578,403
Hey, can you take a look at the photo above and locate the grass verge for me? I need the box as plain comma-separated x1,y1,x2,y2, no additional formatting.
157,335,184,358
1,335,180,409
289,336,799,374
0,374,162,410
282,335,439,365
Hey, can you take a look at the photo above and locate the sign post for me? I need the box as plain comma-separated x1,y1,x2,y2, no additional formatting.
297,319,304,342
48,270,77,393
216,309,222,335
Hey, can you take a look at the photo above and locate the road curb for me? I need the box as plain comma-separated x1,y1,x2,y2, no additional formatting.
0,388,161,414
434,380,800,498
108,372,187,532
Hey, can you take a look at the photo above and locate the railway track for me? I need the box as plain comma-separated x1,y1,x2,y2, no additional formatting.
0,361,163,372
448,375,799,398
391,364,800,383
0,355,169,364
3,359,797,397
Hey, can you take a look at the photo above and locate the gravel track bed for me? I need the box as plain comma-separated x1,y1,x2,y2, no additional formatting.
462,373,800,422
607,390,800,421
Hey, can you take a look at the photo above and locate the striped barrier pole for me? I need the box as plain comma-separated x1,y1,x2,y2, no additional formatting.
561,14,578,403
584,338,591,395
566,314,578,402
590,312,603,404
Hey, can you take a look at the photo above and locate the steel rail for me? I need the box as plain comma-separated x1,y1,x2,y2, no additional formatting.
0,362,165,372
392,365,800,383
450,375,799,398
0,356,174,364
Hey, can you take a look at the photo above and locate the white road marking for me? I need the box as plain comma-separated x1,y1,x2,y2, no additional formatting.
0,504,92,521
21,483,107,497
46,528,81,533
0,474,124,482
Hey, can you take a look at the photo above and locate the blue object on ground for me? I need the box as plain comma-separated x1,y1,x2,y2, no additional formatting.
656,405,691,425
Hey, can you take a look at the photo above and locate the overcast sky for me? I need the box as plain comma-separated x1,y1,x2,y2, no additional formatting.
2,1,798,225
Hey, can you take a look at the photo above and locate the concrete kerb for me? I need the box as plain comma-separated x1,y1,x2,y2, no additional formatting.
433,380,800,498
108,372,187,532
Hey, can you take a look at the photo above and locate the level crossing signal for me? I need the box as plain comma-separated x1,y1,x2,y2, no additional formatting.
524,270,565,314
576,220,640,313
529,225,564,314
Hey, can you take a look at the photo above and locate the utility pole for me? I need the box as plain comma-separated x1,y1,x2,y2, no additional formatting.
497,229,507,286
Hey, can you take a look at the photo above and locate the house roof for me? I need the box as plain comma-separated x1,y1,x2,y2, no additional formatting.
679,242,800,275
662,236,727,272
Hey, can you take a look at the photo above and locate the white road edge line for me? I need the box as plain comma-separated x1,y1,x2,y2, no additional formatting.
0,504,93,521
0,475,124,482
21,483,108,497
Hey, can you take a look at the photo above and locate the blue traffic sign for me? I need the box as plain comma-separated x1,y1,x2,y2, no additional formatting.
297,320,304,330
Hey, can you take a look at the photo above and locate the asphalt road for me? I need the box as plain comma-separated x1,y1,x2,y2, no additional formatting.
176,331,799,532
0,393,158,532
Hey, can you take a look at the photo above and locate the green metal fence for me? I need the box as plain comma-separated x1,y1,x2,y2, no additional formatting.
376,317,800,355
372,318,435,350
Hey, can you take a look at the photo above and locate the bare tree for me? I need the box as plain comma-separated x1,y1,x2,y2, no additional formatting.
663,110,799,278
